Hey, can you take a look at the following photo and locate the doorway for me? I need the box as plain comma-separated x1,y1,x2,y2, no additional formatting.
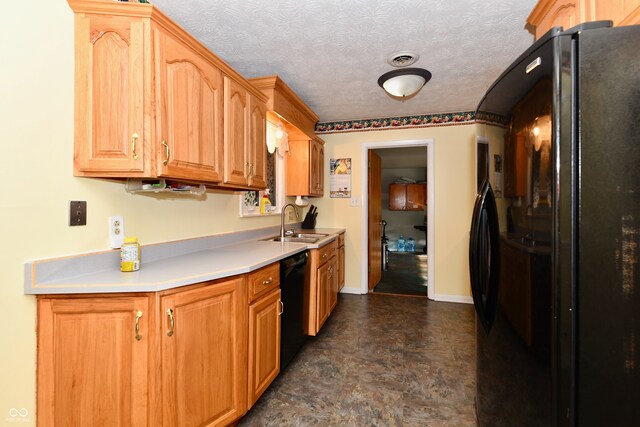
360,139,435,299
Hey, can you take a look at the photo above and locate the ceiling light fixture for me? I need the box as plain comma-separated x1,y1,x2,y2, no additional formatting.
378,68,432,100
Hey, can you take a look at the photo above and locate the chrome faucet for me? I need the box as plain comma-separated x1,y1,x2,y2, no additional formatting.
281,203,300,239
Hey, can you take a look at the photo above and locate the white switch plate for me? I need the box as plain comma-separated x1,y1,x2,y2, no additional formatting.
349,197,360,207
109,215,125,249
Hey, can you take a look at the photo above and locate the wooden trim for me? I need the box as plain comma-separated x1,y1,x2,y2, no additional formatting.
249,75,318,138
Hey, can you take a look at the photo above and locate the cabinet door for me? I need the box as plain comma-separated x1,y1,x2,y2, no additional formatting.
248,288,281,407
406,184,426,210
248,94,267,188
316,256,337,331
316,260,331,331
338,241,345,291
224,76,249,186
328,256,338,311
310,139,324,196
161,278,248,427
155,29,223,182
73,14,147,176
285,139,312,196
37,296,149,427
504,131,527,197
389,183,406,210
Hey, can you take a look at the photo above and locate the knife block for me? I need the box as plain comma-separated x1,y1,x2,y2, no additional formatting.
301,211,316,229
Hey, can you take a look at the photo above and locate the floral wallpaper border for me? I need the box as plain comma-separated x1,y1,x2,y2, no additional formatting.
315,111,509,134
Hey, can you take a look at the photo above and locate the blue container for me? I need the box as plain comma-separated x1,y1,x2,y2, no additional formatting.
406,237,415,253
397,235,405,252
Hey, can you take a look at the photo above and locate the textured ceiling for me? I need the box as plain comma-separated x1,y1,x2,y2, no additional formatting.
152,0,537,122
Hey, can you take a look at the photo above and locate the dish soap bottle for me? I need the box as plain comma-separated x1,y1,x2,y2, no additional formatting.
397,235,405,252
260,189,272,214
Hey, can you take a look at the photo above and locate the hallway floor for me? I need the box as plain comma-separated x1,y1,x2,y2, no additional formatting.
239,293,477,426
374,252,428,296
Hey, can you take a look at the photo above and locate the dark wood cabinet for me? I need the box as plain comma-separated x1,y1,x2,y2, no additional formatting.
389,183,426,211
499,237,551,357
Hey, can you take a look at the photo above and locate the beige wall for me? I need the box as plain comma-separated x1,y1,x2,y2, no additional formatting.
313,125,482,300
1,1,283,422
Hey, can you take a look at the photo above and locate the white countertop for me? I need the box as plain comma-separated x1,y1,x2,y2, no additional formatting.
25,227,344,295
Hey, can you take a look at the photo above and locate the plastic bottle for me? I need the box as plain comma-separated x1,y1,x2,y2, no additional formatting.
260,189,272,214
397,235,405,252
407,237,415,253
121,237,140,272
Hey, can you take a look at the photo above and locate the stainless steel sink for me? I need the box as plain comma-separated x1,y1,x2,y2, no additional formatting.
264,236,319,243
262,233,328,244
290,233,328,238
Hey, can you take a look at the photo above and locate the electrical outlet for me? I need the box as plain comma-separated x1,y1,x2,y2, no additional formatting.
349,197,360,207
109,215,125,249
288,210,295,221
69,201,87,226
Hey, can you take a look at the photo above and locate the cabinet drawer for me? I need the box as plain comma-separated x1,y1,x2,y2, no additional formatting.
317,240,338,266
248,263,280,302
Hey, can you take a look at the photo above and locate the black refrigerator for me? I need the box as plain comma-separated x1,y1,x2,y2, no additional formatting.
470,22,640,427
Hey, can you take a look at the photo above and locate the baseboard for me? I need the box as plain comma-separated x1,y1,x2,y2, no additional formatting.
433,294,474,304
339,286,365,295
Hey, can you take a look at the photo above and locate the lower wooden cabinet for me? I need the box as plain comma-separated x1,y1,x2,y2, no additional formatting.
248,288,281,406
161,277,248,427
306,239,339,335
37,267,286,427
37,296,150,427
338,232,345,291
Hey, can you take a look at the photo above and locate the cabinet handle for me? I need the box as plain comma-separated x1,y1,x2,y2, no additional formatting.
263,277,273,285
322,253,328,260
134,310,143,341
131,133,139,160
166,308,175,337
279,300,284,315
162,140,170,166
245,162,251,178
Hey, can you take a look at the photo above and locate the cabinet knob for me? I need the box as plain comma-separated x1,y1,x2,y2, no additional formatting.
166,308,175,337
263,277,273,285
131,133,139,160
162,140,170,166
134,310,143,341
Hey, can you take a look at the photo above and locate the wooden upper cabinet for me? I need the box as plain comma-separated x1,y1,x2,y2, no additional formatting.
37,296,150,427
73,14,148,175
161,277,248,427
389,183,426,211
155,29,223,182
223,76,250,186
68,0,268,187
249,76,323,196
248,93,267,188
528,0,640,39
286,137,325,197
248,288,281,407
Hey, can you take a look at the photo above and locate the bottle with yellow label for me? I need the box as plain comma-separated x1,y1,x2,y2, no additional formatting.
121,237,141,272
259,189,272,214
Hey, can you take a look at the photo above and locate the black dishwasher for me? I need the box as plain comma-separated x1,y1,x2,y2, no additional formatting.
280,251,309,370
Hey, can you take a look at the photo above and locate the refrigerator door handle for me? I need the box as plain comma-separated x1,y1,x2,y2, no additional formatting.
469,180,500,333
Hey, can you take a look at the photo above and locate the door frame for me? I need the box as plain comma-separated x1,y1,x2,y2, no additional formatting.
360,139,435,299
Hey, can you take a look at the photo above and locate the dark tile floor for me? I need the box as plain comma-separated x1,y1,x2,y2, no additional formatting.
374,252,428,297
239,293,477,426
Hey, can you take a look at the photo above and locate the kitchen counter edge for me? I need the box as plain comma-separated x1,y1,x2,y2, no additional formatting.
24,227,345,295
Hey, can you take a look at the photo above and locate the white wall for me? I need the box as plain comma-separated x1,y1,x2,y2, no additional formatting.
313,125,479,301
